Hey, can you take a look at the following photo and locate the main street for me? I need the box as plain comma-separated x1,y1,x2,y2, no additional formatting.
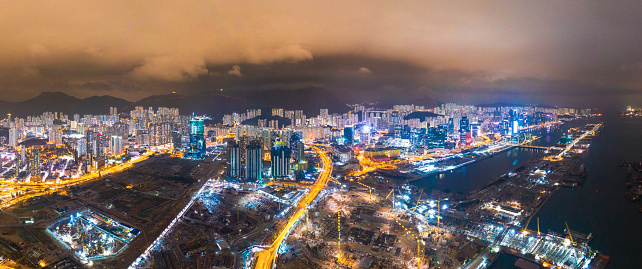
252,144,333,269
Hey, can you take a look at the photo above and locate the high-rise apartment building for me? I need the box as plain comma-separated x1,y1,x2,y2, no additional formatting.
228,140,242,178
245,140,263,181
270,142,291,178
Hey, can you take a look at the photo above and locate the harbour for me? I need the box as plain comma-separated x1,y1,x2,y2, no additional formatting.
408,116,642,268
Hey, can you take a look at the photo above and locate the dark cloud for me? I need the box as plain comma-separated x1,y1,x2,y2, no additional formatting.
0,1,640,109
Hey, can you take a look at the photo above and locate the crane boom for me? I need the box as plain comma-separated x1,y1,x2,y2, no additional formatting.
565,222,575,245
385,189,394,199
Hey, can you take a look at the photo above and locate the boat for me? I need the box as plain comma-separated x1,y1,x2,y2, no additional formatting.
637,205,642,213
558,182,577,188
589,254,610,269
624,192,639,202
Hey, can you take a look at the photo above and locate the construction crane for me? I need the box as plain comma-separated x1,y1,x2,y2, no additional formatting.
412,189,423,211
565,221,576,246
355,181,373,200
188,230,203,244
386,189,395,212
337,210,342,260
392,218,423,268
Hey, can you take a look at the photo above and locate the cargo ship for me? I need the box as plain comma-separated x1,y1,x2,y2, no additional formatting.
589,254,610,269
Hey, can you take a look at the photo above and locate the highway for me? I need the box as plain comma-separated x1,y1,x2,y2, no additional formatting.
0,151,152,210
556,123,601,157
252,144,333,269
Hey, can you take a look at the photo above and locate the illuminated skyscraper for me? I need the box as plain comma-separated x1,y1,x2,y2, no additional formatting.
343,126,354,145
110,136,124,155
85,129,94,164
460,117,469,134
186,117,205,159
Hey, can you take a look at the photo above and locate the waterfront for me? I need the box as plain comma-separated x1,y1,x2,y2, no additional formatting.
413,115,641,268
528,115,642,268
412,118,594,194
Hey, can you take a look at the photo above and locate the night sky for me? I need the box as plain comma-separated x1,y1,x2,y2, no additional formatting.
1,1,641,108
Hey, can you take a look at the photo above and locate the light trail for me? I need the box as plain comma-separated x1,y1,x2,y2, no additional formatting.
556,123,601,158
0,152,151,209
252,145,333,269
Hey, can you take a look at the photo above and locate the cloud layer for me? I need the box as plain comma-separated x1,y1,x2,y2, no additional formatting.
0,1,640,106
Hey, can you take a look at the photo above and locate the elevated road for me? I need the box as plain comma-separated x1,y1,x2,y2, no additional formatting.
253,145,333,269
556,123,601,157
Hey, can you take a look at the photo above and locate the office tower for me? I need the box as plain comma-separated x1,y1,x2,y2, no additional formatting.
296,142,305,163
86,129,94,163
227,140,242,178
245,140,263,181
471,123,480,137
110,136,124,155
172,130,182,150
271,142,291,178
343,126,354,145
460,116,470,134
447,118,455,136
187,118,205,159
510,109,519,134
401,125,411,139
502,119,510,135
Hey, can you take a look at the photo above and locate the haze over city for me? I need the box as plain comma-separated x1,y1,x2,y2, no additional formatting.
0,2,640,269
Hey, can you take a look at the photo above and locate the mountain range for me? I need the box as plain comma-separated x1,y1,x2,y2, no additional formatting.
0,88,351,122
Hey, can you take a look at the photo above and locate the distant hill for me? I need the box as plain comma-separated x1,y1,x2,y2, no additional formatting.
0,88,350,121
0,92,133,117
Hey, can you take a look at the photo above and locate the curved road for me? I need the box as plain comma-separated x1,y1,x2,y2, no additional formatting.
253,145,333,269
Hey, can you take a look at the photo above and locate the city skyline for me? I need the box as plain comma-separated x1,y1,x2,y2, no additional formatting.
0,2,639,268
0,1,641,108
